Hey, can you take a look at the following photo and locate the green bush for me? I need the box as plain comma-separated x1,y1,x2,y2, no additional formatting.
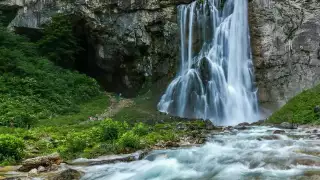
59,131,94,159
132,122,149,136
38,14,82,68
65,132,93,153
83,143,120,158
0,134,25,164
0,24,102,128
268,84,320,124
142,130,177,146
99,119,128,141
117,131,141,149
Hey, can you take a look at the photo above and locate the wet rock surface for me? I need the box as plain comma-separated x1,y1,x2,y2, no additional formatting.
273,130,286,134
50,168,83,180
278,122,298,129
18,153,61,172
68,150,149,166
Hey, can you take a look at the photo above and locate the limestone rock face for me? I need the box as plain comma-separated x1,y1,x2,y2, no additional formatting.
1,0,194,97
249,0,320,110
3,0,320,105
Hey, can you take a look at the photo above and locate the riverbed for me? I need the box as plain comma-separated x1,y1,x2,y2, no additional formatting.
79,126,320,180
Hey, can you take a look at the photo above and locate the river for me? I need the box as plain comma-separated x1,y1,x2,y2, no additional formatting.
80,126,320,180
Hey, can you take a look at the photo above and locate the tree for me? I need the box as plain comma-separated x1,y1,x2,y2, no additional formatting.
38,14,81,68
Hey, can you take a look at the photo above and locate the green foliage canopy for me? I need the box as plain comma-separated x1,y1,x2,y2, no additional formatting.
38,14,81,68
0,134,25,164
0,24,101,128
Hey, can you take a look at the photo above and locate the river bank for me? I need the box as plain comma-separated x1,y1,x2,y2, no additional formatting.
1,121,319,180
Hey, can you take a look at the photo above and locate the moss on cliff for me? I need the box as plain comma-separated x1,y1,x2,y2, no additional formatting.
268,84,320,124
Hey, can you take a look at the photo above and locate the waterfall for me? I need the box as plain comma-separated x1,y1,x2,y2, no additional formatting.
158,0,259,126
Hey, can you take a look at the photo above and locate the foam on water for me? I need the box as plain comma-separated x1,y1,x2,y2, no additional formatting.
80,127,320,180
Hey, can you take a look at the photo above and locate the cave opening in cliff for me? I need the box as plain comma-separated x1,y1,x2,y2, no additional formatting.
73,19,93,74
72,18,104,81
0,9,18,26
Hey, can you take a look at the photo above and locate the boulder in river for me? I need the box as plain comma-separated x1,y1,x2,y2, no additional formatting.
273,130,286,134
18,153,61,172
69,150,148,166
234,125,247,130
312,129,318,134
164,141,180,148
259,135,281,140
204,120,215,130
237,122,250,126
28,168,37,175
50,169,83,180
37,166,46,173
222,126,233,132
293,158,320,166
278,122,297,129
250,120,265,126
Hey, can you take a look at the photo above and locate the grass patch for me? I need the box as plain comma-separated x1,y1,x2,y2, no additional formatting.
113,78,196,124
0,115,206,164
0,95,109,162
36,94,110,127
268,84,320,124
0,86,207,164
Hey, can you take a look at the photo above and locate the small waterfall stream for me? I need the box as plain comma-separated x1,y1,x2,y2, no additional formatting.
158,0,259,125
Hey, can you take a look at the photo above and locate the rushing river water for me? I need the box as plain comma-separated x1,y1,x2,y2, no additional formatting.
80,126,320,180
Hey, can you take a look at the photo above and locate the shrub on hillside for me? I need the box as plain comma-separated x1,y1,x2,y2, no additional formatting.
268,84,320,124
59,132,94,159
132,122,149,136
38,14,82,68
99,119,129,141
0,24,102,128
0,134,25,164
117,131,141,149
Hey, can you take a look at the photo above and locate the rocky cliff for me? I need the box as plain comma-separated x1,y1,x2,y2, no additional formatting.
249,0,320,112
0,0,193,97
2,0,320,110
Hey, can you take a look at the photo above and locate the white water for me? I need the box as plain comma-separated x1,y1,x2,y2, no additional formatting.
80,127,320,180
158,0,259,126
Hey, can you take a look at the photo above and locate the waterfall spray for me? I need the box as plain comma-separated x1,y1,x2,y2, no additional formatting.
158,0,259,125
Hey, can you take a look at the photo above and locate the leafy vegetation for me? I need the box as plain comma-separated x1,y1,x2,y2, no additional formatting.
268,84,320,124
118,131,141,149
0,134,25,165
38,14,82,68
0,22,102,128
99,119,128,141
0,10,209,166
132,122,149,136
0,115,206,164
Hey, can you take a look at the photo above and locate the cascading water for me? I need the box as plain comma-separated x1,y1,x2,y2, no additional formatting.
158,0,259,125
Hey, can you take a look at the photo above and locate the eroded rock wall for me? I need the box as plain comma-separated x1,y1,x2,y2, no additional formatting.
2,0,194,97
249,0,320,111
3,0,320,107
